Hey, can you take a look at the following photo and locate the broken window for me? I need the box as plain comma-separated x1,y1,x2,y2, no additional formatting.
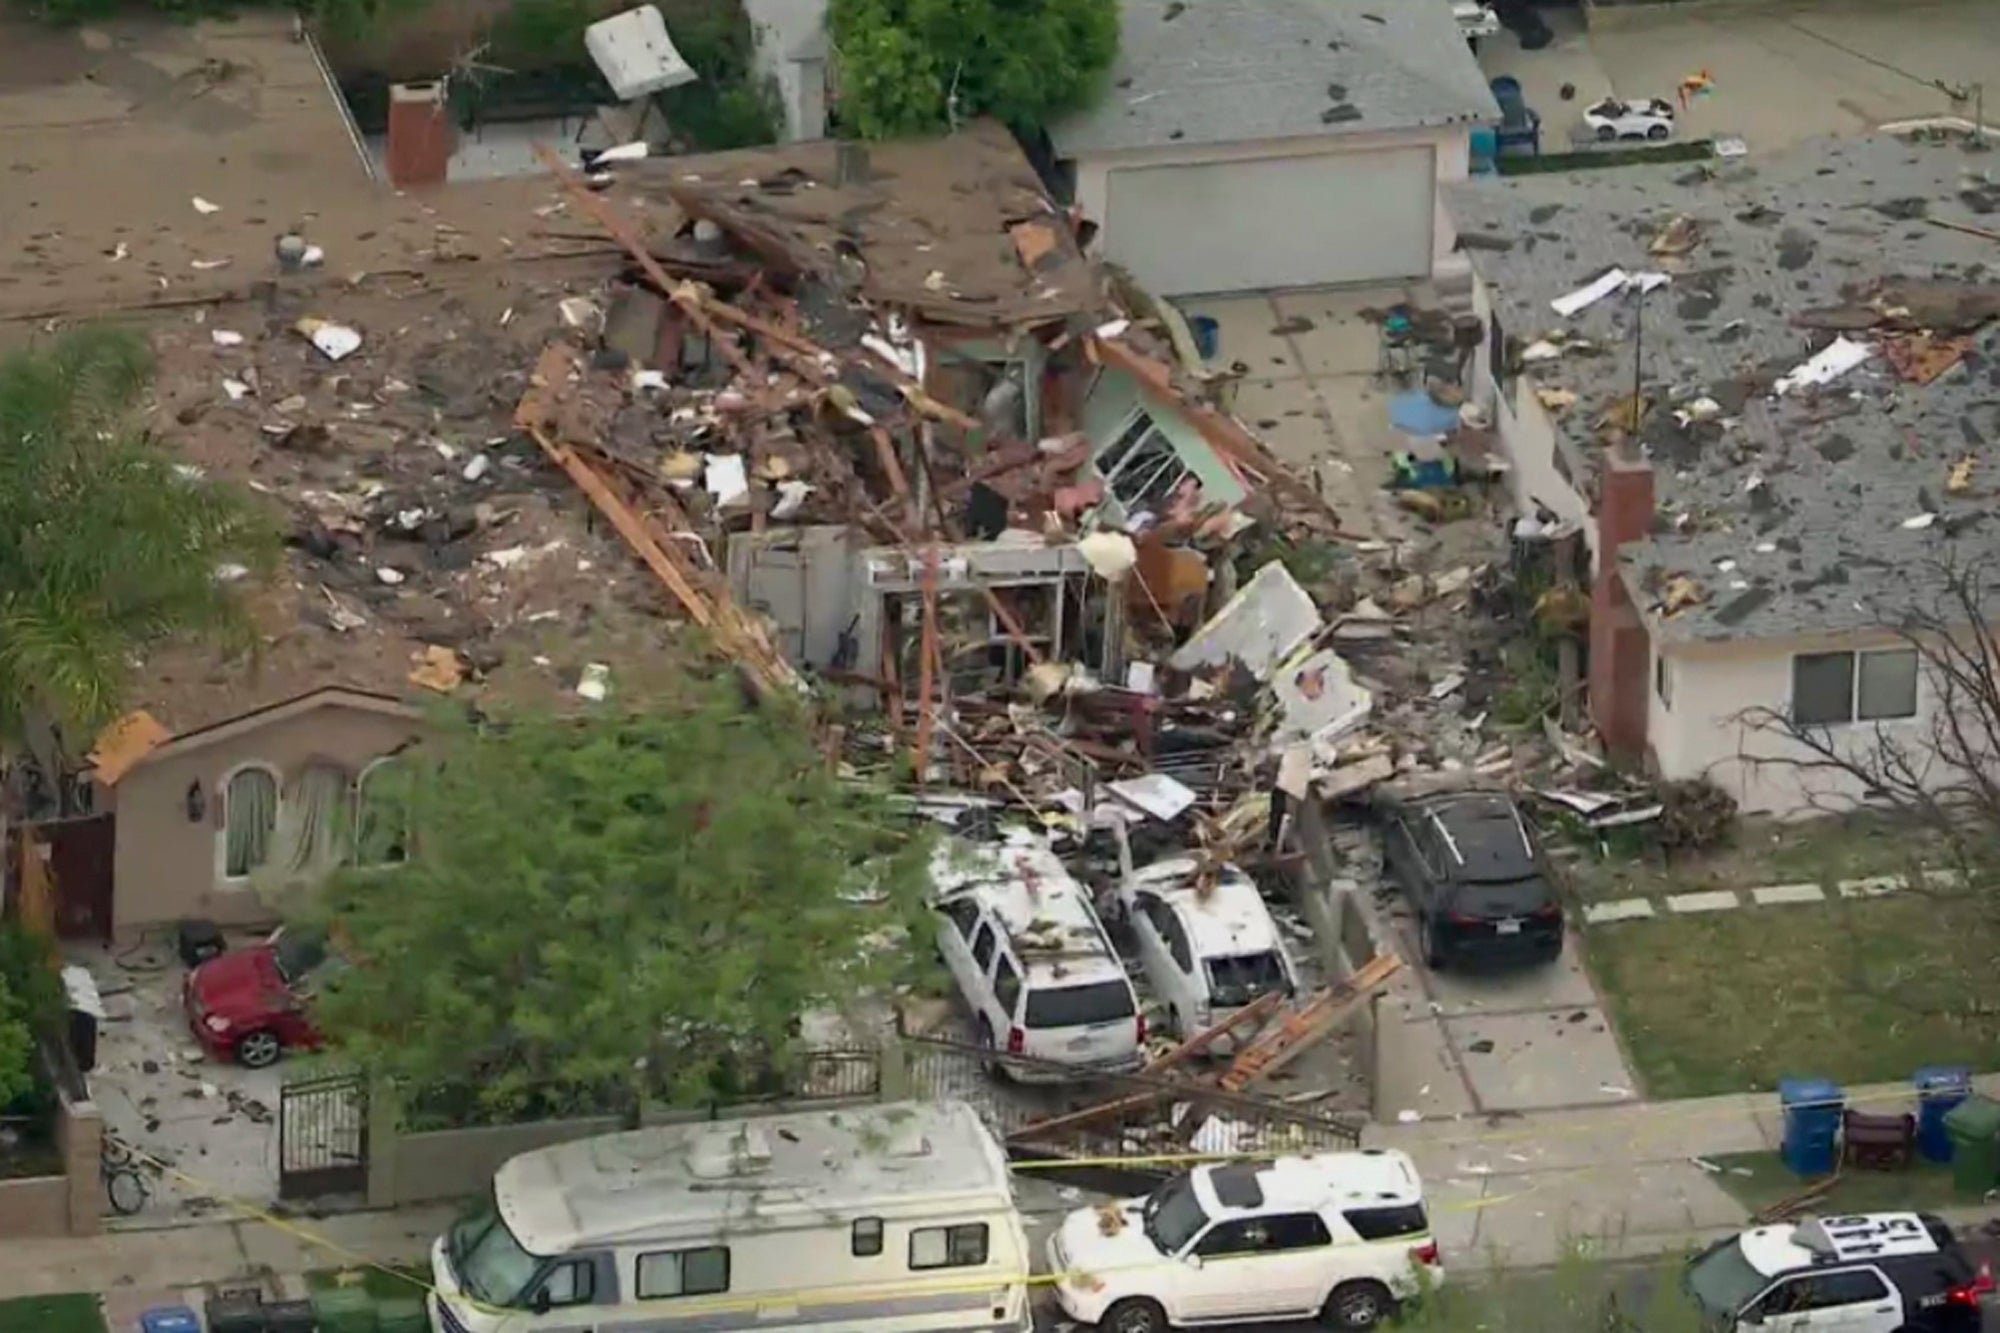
1097,410,1193,515
1792,649,1918,725
222,765,278,879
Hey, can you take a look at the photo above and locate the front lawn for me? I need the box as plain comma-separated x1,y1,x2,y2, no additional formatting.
1586,896,2000,1099
0,1294,106,1333
1562,813,1918,903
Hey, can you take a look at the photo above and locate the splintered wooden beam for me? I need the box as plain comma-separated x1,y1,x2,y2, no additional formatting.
515,343,798,698
1217,953,1402,1094
1006,991,1287,1144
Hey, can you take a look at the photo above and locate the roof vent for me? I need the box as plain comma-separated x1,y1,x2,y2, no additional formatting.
688,1125,775,1179
882,1120,932,1159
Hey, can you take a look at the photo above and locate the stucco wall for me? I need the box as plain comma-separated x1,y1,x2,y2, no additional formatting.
1068,125,1474,285
1651,632,1956,818
110,703,422,930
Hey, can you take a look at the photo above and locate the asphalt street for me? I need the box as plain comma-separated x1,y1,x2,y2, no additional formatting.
1024,1236,2000,1332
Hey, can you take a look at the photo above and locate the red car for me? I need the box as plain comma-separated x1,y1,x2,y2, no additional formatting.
182,928,332,1068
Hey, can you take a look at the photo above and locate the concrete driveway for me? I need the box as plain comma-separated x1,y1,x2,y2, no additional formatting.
1175,288,1421,543
1480,0,1998,153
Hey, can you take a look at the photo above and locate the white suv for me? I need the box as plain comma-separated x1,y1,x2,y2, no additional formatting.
932,830,1145,1081
1112,855,1298,1049
1049,1151,1441,1332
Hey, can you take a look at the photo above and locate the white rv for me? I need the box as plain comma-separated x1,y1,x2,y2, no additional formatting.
428,1101,1032,1333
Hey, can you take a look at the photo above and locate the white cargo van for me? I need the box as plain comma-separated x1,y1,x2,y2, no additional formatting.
428,1101,1032,1333
931,829,1145,1081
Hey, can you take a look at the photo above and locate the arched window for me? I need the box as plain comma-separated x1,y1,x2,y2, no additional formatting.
274,761,352,874
222,765,279,878
354,758,409,867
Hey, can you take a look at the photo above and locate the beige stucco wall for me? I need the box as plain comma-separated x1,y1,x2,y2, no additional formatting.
1649,630,1966,818
108,703,422,930
1468,274,1598,548
1069,125,1475,285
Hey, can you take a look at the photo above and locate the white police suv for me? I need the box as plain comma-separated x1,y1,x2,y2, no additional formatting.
1684,1213,1992,1333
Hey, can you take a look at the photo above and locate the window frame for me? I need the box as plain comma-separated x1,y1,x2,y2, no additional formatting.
532,1258,597,1309
970,922,997,971
353,756,411,868
908,1222,990,1271
1655,652,1672,709
218,762,282,882
851,1217,884,1258
635,1245,731,1301
1097,409,1193,514
1792,648,1919,726
992,955,1022,1017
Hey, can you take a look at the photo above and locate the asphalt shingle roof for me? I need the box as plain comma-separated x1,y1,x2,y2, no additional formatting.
1445,132,2000,645
1050,0,1499,157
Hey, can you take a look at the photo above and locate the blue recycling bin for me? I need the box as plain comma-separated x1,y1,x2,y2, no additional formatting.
1915,1066,1973,1163
1779,1077,1845,1176
139,1308,201,1333
1188,315,1221,361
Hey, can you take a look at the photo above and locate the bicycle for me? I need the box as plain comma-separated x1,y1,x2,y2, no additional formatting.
102,1135,150,1216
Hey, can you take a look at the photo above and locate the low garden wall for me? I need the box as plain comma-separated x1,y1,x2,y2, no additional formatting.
0,1045,103,1239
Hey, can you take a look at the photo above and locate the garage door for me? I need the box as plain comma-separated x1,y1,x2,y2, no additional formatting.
1103,146,1434,296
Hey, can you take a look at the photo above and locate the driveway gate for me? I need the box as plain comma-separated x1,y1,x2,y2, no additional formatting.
279,1069,368,1200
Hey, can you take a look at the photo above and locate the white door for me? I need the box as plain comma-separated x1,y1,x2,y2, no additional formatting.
1103,146,1435,297
1178,1217,1327,1321
1744,1272,1900,1333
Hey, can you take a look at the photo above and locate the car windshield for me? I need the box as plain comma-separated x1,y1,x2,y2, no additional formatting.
449,1202,544,1308
1684,1240,1768,1318
1142,1175,1209,1255
1205,951,1287,1007
272,931,328,986
1024,980,1134,1029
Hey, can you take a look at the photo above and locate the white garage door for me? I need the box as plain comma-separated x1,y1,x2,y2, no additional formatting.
1104,146,1435,296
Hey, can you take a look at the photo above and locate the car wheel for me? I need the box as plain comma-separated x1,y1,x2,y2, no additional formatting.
1325,1279,1395,1331
105,1165,149,1216
1419,915,1446,971
1646,124,1669,140
236,1029,283,1069
1104,1297,1169,1333
1594,124,1616,141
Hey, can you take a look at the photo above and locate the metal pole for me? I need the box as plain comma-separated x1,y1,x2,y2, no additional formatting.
1631,287,1645,429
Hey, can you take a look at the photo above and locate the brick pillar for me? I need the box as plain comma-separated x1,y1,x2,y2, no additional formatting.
1589,449,1656,764
385,81,454,190
58,1098,102,1236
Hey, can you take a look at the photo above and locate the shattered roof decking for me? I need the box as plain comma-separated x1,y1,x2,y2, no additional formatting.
1050,0,1497,157
635,120,1097,327
1447,133,2000,645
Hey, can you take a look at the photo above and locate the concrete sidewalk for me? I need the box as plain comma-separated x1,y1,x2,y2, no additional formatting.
1367,1075,2000,1268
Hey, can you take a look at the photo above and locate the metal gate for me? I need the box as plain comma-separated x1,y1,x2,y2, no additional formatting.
279,1070,368,1200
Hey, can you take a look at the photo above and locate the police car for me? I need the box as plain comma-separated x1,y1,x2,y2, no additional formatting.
1684,1213,1993,1333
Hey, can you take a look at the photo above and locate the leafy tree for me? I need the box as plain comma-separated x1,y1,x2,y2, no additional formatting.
309,686,935,1125
0,925,63,1111
0,327,277,758
828,0,1118,139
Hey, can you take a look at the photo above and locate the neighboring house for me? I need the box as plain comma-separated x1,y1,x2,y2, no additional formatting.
1446,130,2000,816
80,688,423,936
1048,0,1498,297
744,0,829,141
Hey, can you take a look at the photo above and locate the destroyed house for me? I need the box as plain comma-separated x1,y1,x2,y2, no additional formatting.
1448,130,2000,816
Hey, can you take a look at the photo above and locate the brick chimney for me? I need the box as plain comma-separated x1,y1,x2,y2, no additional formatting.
385,81,454,190
1588,447,1656,764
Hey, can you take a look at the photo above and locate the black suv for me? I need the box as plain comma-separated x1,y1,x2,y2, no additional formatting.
1684,1213,1992,1333
1378,791,1562,970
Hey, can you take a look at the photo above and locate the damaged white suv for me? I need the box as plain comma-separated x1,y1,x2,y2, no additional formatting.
1048,1151,1441,1332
